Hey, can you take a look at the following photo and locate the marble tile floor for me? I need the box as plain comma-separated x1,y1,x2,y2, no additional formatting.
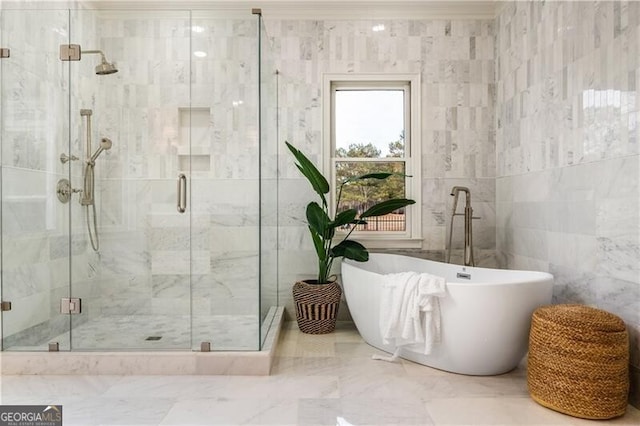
1,321,639,425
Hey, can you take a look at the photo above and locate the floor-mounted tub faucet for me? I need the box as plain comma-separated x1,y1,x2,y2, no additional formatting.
447,186,476,266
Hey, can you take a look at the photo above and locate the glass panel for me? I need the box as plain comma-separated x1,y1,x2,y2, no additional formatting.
335,90,405,158
1,9,72,351
69,10,192,350
258,14,279,348
335,161,407,232
190,11,260,351
0,8,2,348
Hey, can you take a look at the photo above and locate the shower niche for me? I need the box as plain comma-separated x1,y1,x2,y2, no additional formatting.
0,7,280,359
178,107,211,173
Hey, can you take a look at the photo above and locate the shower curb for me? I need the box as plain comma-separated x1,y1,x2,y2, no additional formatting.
0,307,284,376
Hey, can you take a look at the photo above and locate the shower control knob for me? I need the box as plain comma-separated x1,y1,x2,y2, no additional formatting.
60,153,79,164
57,179,72,203
56,179,81,204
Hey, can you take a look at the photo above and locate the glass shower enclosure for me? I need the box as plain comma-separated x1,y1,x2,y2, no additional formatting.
0,5,278,352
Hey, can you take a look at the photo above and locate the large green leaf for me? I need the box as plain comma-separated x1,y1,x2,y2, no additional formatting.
342,172,392,185
286,142,329,204
332,209,357,228
360,199,416,218
342,172,413,185
308,225,326,261
306,202,331,237
353,172,393,181
330,240,369,262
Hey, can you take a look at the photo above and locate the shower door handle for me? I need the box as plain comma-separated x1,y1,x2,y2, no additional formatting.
177,174,187,213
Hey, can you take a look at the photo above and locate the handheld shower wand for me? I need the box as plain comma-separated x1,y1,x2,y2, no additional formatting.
90,137,113,163
79,109,114,252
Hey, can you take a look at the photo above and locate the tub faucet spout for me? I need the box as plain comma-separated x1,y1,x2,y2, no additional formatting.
450,186,471,214
447,186,475,267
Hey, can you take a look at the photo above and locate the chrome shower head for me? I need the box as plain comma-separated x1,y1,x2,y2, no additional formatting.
95,60,118,75
82,49,118,75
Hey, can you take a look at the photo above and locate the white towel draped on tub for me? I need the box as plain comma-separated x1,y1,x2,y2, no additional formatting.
377,271,447,360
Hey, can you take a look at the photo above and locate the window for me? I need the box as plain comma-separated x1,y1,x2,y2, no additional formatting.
323,74,422,248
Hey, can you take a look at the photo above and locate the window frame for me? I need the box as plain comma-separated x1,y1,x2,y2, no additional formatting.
322,73,422,249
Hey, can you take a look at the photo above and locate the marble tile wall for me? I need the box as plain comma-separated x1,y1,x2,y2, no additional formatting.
267,18,497,318
495,0,640,407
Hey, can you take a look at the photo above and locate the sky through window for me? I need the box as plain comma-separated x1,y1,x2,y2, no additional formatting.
335,90,404,157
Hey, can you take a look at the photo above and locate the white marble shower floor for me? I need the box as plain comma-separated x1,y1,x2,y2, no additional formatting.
9,314,264,351
71,314,260,351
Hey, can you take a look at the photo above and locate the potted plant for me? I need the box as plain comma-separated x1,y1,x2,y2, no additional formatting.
286,141,415,334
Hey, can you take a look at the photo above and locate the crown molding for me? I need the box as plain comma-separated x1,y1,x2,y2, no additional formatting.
1,1,500,19
257,1,499,20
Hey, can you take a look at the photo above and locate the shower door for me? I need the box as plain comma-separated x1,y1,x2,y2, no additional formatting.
67,10,194,350
188,11,262,351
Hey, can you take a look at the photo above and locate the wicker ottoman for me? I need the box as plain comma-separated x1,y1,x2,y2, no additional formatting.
527,304,629,419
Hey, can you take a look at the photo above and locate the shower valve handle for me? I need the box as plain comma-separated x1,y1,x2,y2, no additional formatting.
56,179,82,204
60,153,79,164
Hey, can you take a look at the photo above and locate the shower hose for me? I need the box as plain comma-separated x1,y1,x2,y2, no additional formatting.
83,161,100,252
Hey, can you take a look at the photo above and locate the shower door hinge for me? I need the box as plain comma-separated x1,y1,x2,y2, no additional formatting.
60,298,81,314
59,44,81,61
1,301,11,311
0,48,10,58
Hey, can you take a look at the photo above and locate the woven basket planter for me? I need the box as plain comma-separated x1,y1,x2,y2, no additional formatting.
292,280,341,334
528,304,629,420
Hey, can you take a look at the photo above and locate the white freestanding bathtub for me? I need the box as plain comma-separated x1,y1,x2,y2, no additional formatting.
341,253,553,375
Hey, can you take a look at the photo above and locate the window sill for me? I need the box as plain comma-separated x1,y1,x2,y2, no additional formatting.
334,237,423,250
